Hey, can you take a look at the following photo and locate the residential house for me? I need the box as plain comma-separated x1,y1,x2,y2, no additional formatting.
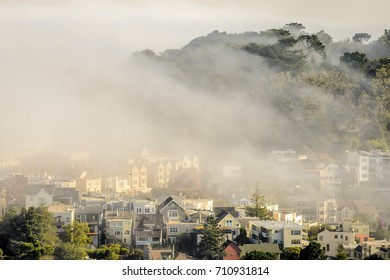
104,210,132,246
133,213,163,247
318,199,337,224
317,229,356,257
76,206,104,247
133,199,158,215
249,221,303,249
181,198,213,211
223,240,241,260
47,204,75,231
272,208,303,225
85,178,102,193
361,240,390,259
346,152,369,188
296,199,317,223
25,185,54,208
337,205,355,222
52,187,81,207
319,163,341,191
165,221,200,243
215,210,241,240
158,196,186,224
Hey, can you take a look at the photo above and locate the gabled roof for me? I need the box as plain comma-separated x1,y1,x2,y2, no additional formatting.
224,240,241,253
215,210,235,224
158,196,185,212
26,184,54,196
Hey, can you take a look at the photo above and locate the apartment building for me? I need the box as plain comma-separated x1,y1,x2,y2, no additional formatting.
249,221,303,249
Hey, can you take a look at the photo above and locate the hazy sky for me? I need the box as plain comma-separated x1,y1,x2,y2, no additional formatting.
0,0,389,163
0,0,388,53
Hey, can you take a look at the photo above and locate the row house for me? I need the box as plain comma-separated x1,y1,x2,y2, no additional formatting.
165,221,200,243
130,165,148,191
75,177,102,193
133,215,162,247
47,205,75,231
76,206,104,247
104,211,132,246
249,221,303,249
133,199,158,215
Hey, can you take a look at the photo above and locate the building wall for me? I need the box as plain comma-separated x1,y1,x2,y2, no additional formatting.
25,189,53,208
318,230,355,257
106,219,132,245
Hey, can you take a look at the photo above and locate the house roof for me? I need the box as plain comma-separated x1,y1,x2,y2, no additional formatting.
25,184,54,195
238,244,282,255
136,230,161,238
158,196,185,212
224,240,241,253
215,211,231,223
75,206,104,215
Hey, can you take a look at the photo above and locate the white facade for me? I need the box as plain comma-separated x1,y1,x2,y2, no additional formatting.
317,229,356,257
249,221,303,249
25,189,53,208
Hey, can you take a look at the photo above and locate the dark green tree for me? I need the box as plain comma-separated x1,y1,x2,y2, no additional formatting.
53,243,87,260
197,215,224,260
235,228,251,245
300,241,325,260
241,250,278,260
4,207,59,259
340,52,369,71
281,247,301,260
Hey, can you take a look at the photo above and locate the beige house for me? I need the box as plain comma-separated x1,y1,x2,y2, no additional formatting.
165,221,200,243
317,229,356,257
249,221,303,249
105,211,132,246
215,211,241,240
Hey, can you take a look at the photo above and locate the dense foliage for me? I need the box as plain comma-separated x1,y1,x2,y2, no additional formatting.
135,24,390,156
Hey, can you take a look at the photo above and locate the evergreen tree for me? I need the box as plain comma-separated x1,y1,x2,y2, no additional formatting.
245,188,272,220
197,215,224,260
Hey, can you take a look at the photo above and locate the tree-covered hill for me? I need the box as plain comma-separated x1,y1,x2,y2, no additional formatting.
132,23,390,157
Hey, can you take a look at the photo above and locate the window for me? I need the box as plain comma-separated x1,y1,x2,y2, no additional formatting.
137,237,148,242
291,239,301,245
335,235,338,239
319,236,323,241
291,230,301,235
151,207,156,214
124,230,130,235
144,207,150,214
170,227,178,233
346,236,349,241
114,230,122,236
136,207,142,214
123,238,127,243
168,210,178,219
326,244,330,251
226,220,233,226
